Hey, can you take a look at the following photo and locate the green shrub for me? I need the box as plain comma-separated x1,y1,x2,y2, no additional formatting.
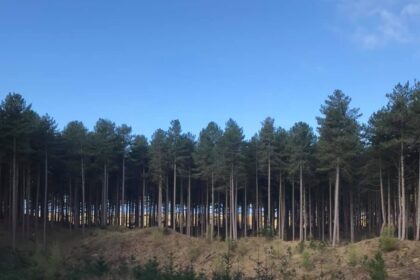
301,250,312,270
309,240,327,251
366,252,387,280
81,256,109,277
187,247,202,262
379,226,398,252
259,226,274,239
227,239,237,252
297,241,305,254
347,245,361,267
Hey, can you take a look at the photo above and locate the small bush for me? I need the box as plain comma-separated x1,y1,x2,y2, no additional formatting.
301,250,312,270
259,226,274,239
236,242,249,257
187,247,202,262
227,239,237,252
297,241,305,254
379,226,398,252
309,239,327,251
366,252,387,280
347,245,361,267
89,256,109,277
330,270,345,280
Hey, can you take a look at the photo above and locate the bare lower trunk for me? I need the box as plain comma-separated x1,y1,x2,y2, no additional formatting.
292,179,295,241
350,191,354,243
278,172,282,239
211,171,214,240
35,164,40,242
329,178,332,242
256,158,259,236
309,188,312,239
81,156,85,233
43,150,48,250
299,163,303,241
141,168,145,228
400,143,406,240
187,172,191,236
379,166,386,233
387,173,391,227
244,181,247,237
158,175,163,228
416,152,420,241
173,162,176,231
101,163,107,228
12,137,17,251
332,163,340,247
267,157,271,229
121,157,125,227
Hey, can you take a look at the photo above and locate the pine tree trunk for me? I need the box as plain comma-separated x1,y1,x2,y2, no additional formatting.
309,187,312,239
256,157,259,236
81,155,85,233
173,162,176,231
244,181,247,238
35,164,40,243
205,181,209,237
141,168,145,228
230,169,235,240
43,149,48,250
299,163,303,241
292,178,295,241
12,137,17,251
332,163,340,247
225,186,228,239
388,173,391,227
350,191,354,243
304,186,307,241
379,166,386,233
400,142,406,240
101,163,107,228
398,164,402,239
278,172,282,239
69,180,72,229
267,157,271,230
166,176,169,227
329,178,332,243
187,172,191,236
121,157,125,227
416,152,420,241
281,182,286,239
211,171,214,240
158,174,163,228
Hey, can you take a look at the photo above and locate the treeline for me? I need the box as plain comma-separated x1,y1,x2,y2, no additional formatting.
0,81,419,251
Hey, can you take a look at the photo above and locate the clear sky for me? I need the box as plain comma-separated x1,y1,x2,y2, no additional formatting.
1,0,419,139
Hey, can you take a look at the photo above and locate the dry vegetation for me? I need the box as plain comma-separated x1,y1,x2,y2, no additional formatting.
64,228,420,279
2,226,420,279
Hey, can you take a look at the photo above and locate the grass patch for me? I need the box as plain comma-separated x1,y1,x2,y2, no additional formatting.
347,245,361,267
379,226,399,252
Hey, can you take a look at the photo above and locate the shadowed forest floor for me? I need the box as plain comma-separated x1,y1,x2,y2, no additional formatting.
1,225,420,279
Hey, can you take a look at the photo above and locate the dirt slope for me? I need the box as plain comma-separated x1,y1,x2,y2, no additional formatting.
65,227,420,279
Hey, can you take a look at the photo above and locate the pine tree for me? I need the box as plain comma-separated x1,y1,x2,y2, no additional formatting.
0,93,34,251
258,117,276,231
317,90,361,246
288,122,316,241
150,129,168,228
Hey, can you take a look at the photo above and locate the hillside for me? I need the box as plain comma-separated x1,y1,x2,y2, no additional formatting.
1,226,420,279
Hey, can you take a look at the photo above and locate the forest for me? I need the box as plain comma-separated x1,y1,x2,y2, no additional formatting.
0,81,419,259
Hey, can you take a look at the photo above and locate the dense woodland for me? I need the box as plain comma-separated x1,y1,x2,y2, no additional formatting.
1,81,419,253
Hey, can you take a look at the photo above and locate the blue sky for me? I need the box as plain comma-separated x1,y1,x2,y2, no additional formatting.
1,0,419,139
